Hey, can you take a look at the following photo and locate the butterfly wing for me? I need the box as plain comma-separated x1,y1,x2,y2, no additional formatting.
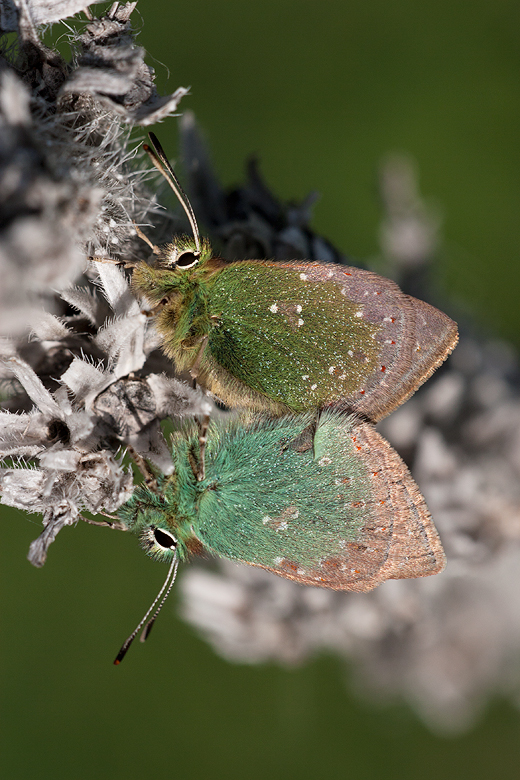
203,260,457,421
193,413,445,592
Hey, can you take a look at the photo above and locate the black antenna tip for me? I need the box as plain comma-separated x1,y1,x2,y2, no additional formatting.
112,553,179,665
113,641,132,665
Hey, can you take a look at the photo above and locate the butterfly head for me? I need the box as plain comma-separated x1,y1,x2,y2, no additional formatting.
157,234,213,271
118,478,203,564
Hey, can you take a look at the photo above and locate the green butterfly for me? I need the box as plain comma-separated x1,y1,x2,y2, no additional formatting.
131,134,458,422
115,411,444,663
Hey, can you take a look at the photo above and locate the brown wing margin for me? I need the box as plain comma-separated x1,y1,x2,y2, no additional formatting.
255,420,445,592
293,262,458,422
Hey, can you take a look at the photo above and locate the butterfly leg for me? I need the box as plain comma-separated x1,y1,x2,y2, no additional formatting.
133,222,161,255
125,443,158,492
89,255,137,270
79,514,128,531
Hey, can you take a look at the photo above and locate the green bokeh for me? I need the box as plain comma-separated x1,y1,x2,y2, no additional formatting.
2,1,520,778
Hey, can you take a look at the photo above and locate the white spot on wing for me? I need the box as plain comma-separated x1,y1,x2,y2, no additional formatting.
318,456,332,466
269,304,278,313
298,318,304,327
355,310,363,318
328,366,335,374
302,374,309,380
311,383,317,391
274,556,283,565
299,273,308,281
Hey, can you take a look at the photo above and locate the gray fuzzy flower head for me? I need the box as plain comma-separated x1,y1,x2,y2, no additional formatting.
0,0,188,338
0,1,210,563
1,257,213,565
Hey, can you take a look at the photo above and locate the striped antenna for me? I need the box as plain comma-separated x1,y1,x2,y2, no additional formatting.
114,550,179,665
144,132,201,256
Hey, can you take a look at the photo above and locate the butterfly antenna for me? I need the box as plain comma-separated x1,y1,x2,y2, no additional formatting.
139,554,180,643
113,551,178,665
144,132,201,256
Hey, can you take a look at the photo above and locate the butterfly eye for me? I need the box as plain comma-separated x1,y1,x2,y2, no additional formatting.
153,527,177,550
175,250,200,269
140,525,178,560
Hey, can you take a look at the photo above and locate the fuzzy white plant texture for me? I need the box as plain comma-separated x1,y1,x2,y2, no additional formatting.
0,0,209,567
1,0,520,737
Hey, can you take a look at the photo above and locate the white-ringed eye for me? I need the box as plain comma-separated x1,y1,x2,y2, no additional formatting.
175,249,200,269
152,526,177,550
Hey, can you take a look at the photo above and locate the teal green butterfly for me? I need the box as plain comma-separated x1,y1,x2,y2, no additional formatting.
115,411,444,662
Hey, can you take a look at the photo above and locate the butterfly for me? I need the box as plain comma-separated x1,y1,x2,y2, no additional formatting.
114,410,445,663
131,133,458,423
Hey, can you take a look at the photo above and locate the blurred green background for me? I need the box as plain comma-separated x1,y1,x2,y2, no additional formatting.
2,0,520,778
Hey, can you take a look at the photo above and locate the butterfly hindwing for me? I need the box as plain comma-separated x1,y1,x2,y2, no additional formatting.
192,412,445,592
202,261,458,421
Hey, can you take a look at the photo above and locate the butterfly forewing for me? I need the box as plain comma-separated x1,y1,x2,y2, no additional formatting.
192,412,445,592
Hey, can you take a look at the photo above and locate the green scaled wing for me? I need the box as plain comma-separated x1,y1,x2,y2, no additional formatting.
203,260,458,421
192,412,445,592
